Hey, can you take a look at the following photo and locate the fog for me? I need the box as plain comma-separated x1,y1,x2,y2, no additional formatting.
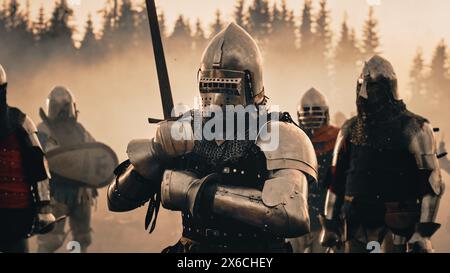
1,0,449,253
5,44,446,253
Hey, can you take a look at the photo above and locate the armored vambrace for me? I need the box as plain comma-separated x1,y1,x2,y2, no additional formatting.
161,168,310,238
108,120,194,212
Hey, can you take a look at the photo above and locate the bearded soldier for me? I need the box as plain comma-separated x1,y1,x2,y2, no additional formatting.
107,23,318,253
37,87,97,253
289,88,340,253
0,64,55,253
320,55,444,253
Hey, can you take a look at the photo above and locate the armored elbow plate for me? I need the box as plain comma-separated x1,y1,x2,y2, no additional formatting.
256,121,318,182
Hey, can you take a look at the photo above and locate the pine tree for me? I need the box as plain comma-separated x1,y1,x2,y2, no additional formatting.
170,15,192,50
34,5,47,40
335,15,360,70
283,3,297,50
43,0,75,53
271,2,283,34
315,0,332,58
314,0,332,78
247,0,270,42
234,0,246,29
6,0,20,29
116,0,135,33
193,18,207,51
268,0,296,52
100,0,119,52
80,14,100,60
0,2,7,36
409,48,426,99
299,0,314,54
428,40,450,102
5,0,35,48
362,7,380,59
115,0,138,49
334,15,362,105
210,10,224,38
158,11,167,39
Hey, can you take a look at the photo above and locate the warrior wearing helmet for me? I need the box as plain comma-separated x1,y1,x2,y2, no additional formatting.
290,88,340,253
107,23,318,253
320,55,444,253
36,87,97,253
0,64,55,252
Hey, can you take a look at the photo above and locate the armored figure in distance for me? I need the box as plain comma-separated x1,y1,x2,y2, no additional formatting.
290,88,340,253
37,87,99,253
321,55,444,253
0,64,55,253
107,23,318,253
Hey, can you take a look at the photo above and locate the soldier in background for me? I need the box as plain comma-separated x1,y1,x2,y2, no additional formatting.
36,87,97,253
289,88,340,253
0,64,55,252
321,55,444,253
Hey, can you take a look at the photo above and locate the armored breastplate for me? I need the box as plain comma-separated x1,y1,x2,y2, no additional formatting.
343,112,428,201
346,144,419,201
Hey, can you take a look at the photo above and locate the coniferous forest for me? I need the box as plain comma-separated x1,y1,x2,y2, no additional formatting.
1,0,448,116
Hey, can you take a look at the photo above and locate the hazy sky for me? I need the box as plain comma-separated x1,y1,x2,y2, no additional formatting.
17,0,450,88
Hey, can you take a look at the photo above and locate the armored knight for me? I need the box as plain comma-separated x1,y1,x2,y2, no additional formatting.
37,87,97,253
0,64,55,253
290,88,340,253
107,23,318,253
320,55,444,253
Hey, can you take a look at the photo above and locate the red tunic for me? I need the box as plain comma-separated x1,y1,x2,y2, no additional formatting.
311,125,340,156
0,132,33,208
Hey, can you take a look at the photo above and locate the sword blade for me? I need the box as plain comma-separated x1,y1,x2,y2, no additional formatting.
145,0,174,120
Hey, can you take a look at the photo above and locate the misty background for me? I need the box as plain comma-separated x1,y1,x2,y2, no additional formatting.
0,0,449,252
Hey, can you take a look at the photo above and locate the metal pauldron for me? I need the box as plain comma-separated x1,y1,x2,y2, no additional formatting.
256,121,318,181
